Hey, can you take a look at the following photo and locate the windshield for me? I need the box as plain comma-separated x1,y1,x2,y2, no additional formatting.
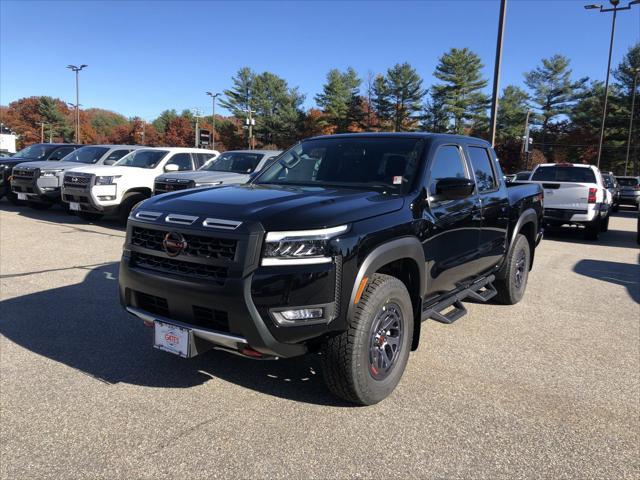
63,146,110,164
115,150,169,168
617,177,639,187
200,152,264,173
13,144,58,159
531,166,596,183
255,137,425,193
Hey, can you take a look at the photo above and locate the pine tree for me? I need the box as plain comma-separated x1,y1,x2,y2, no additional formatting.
315,67,362,133
386,63,424,131
432,48,489,135
496,85,529,141
372,74,393,131
219,67,255,118
524,54,587,150
421,88,448,133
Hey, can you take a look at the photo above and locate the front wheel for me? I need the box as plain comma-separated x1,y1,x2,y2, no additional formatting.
321,273,413,405
494,233,531,305
118,193,147,225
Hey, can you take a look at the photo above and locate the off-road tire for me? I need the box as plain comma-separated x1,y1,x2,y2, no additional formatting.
321,273,413,406
584,216,601,240
77,211,104,222
118,193,147,225
27,201,53,210
494,233,530,305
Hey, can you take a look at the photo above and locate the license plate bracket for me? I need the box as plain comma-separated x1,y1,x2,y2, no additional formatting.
154,321,191,358
17,193,27,200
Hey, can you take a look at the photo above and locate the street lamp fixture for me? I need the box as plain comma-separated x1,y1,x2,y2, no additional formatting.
66,64,88,144
206,91,220,151
584,0,638,169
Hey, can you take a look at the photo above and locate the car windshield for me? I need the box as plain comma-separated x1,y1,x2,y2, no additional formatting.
200,152,264,173
617,177,639,187
115,150,169,168
254,137,425,193
63,146,110,164
13,144,59,159
531,166,596,183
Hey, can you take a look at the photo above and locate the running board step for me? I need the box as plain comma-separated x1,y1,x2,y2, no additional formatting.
422,275,496,324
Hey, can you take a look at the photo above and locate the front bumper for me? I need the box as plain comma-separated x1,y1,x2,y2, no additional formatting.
118,218,343,358
62,174,120,214
11,174,61,202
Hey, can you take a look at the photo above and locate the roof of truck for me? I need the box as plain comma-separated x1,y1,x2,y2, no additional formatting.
307,132,491,145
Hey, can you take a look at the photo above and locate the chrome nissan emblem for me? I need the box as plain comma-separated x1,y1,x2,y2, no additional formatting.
162,232,188,257
72,177,79,182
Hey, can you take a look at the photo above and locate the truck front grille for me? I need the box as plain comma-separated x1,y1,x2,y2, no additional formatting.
130,252,228,283
12,168,37,180
131,227,237,261
63,173,92,189
154,179,193,194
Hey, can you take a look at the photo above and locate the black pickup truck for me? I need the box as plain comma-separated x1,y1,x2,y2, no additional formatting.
119,133,543,405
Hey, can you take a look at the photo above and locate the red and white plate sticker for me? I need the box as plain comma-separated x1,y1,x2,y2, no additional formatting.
393,176,403,185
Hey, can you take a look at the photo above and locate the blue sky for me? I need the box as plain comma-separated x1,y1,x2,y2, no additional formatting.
1,0,638,120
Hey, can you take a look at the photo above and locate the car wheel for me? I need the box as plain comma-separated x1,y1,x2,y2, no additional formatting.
584,216,601,240
118,193,147,225
612,203,619,212
494,233,531,305
321,273,413,405
600,215,610,232
77,211,104,222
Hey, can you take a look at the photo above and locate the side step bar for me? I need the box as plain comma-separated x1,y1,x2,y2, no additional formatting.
422,275,496,324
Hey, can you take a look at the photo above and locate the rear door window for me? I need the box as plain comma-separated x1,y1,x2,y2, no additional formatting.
467,146,497,192
48,146,75,160
531,166,596,183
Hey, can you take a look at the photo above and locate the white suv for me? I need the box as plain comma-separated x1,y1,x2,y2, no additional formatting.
527,163,610,240
62,147,218,222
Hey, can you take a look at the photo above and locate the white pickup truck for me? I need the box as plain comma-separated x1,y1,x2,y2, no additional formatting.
527,163,610,240
62,147,218,222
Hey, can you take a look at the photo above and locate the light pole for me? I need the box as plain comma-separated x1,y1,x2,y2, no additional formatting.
489,0,507,147
37,122,46,143
584,0,639,169
624,68,640,175
206,92,220,151
66,64,87,144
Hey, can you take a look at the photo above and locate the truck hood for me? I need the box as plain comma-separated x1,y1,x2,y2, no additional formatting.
156,171,250,185
140,183,405,230
0,156,41,167
65,165,144,176
9,160,88,171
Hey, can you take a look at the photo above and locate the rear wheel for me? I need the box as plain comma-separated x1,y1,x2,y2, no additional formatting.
494,233,531,305
321,273,413,405
600,215,610,232
584,216,601,240
77,211,104,222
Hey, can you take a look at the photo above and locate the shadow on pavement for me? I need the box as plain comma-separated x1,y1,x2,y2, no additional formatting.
544,225,637,249
0,262,350,407
573,258,640,304
0,199,124,231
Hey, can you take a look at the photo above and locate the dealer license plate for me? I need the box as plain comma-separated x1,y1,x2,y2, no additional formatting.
154,321,190,357
69,202,80,211
17,193,27,200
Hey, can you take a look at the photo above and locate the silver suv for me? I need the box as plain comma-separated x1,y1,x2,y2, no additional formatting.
615,176,640,206
154,149,281,195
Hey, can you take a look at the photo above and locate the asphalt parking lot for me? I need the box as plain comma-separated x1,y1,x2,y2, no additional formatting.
1,201,638,480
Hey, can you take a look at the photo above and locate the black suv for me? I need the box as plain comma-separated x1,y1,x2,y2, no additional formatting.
119,133,543,405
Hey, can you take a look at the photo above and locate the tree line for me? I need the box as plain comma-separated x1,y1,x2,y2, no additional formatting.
1,43,638,173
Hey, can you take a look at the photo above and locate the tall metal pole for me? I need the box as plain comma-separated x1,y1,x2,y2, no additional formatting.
522,110,531,170
195,117,199,148
595,7,617,169
75,69,80,144
624,70,639,176
489,0,507,147
212,95,217,151
49,124,53,143
38,122,45,143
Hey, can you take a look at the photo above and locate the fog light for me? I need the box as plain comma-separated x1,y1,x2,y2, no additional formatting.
98,195,116,201
271,307,325,326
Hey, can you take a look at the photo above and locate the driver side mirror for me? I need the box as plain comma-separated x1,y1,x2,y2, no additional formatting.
103,159,117,165
164,163,179,172
435,177,475,200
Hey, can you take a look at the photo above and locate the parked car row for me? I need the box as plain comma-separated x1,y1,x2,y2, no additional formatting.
1,143,283,223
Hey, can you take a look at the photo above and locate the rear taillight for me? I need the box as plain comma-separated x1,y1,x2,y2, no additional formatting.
588,187,597,204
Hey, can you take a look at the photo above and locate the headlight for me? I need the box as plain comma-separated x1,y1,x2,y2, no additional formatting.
261,225,348,266
195,181,222,187
40,169,62,177
95,175,120,185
